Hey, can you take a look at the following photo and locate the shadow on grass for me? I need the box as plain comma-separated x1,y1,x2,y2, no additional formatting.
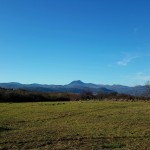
0,127,11,132
102,143,126,149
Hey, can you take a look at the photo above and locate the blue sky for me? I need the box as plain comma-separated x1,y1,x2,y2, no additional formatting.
0,0,150,86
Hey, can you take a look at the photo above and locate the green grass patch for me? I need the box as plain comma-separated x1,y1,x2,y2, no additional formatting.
0,101,150,149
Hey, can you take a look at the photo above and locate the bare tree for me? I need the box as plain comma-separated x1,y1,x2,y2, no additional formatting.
145,80,150,97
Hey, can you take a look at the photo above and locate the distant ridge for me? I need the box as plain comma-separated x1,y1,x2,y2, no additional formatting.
0,80,146,96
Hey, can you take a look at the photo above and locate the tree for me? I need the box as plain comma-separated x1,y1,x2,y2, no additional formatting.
145,80,150,98
81,90,95,100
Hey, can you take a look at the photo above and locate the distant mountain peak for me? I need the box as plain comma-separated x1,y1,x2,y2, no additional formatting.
68,80,85,86
71,80,84,83
70,80,84,83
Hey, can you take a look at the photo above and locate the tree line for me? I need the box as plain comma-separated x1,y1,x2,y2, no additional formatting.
0,87,150,102
0,88,78,102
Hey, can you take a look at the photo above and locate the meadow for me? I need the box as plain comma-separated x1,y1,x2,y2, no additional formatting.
0,101,150,150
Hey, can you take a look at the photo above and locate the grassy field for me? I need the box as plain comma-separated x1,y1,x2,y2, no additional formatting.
0,101,150,150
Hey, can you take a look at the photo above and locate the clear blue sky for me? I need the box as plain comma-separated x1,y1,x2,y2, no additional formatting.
0,0,150,86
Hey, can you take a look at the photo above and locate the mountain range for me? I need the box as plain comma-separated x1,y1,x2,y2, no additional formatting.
0,80,146,96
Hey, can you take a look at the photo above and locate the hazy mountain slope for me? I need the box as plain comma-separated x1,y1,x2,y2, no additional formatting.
0,81,146,95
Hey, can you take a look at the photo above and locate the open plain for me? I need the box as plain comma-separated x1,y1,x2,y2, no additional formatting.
0,101,150,150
